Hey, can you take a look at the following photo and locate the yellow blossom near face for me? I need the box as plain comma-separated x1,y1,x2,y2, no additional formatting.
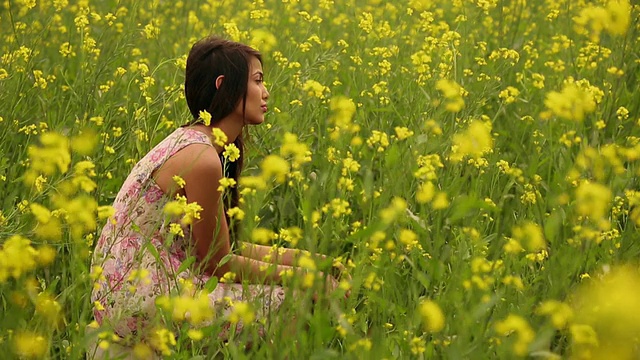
543,83,596,122
280,132,311,168
323,198,351,218
302,79,329,98
198,110,212,126
511,221,546,252
226,207,245,221
164,199,185,218
211,127,227,147
217,177,236,192
436,79,463,99
170,291,213,324
419,299,445,332
424,119,443,136
223,143,240,162
250,28,277,52
260,154,290,183
239,175,267,190
172,175,186,188
495,314,535,356
450,120,493,163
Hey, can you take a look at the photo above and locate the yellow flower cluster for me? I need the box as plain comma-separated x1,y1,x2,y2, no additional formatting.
0,235,54,283
435,79,466,112
328,96,358,140
163,194,203,226
156,290,213,325
543,82,596,122
280,132,311,169
419,299,445,332
574,0,631,41
494,314,535,356
449,119,493,163
570,266,640,359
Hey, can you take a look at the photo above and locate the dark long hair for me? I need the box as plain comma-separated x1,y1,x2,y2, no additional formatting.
184,35,261,240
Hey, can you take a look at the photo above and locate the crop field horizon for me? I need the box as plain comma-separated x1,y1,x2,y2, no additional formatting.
1,0,639,359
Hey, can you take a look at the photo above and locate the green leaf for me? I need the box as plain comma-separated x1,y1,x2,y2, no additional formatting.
218,253,232,267
204,276,218,293
544,210,564,245
177,256,196,274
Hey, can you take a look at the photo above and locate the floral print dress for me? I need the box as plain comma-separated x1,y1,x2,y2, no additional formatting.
91,126,285,339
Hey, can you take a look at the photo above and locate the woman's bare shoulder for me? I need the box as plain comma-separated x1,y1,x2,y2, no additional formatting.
153,143,222,194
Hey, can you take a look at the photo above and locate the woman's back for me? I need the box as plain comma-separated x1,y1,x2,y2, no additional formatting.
91,126,214,336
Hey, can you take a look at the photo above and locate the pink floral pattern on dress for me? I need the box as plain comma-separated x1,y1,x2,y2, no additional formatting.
91,127,285,339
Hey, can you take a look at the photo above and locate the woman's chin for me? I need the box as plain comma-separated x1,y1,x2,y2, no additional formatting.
245,117,265,126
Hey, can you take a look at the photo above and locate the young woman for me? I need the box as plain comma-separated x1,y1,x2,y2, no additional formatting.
89,36,340,351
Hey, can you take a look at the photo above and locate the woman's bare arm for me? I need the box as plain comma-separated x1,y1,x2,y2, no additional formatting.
158,144,321,284
239,242,304,266
157,144,342,290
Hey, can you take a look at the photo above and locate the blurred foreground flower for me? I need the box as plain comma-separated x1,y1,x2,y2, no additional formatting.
419,299,445,333
250,29,277,52
570,265,640,359
13,331,49,358
574,0,631,41
543,83,596,122
494,314,535,356
449,119,493,163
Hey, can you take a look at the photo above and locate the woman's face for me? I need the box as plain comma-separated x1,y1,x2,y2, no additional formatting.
237,56,269,125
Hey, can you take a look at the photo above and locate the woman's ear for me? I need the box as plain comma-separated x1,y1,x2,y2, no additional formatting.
215,75,224,90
